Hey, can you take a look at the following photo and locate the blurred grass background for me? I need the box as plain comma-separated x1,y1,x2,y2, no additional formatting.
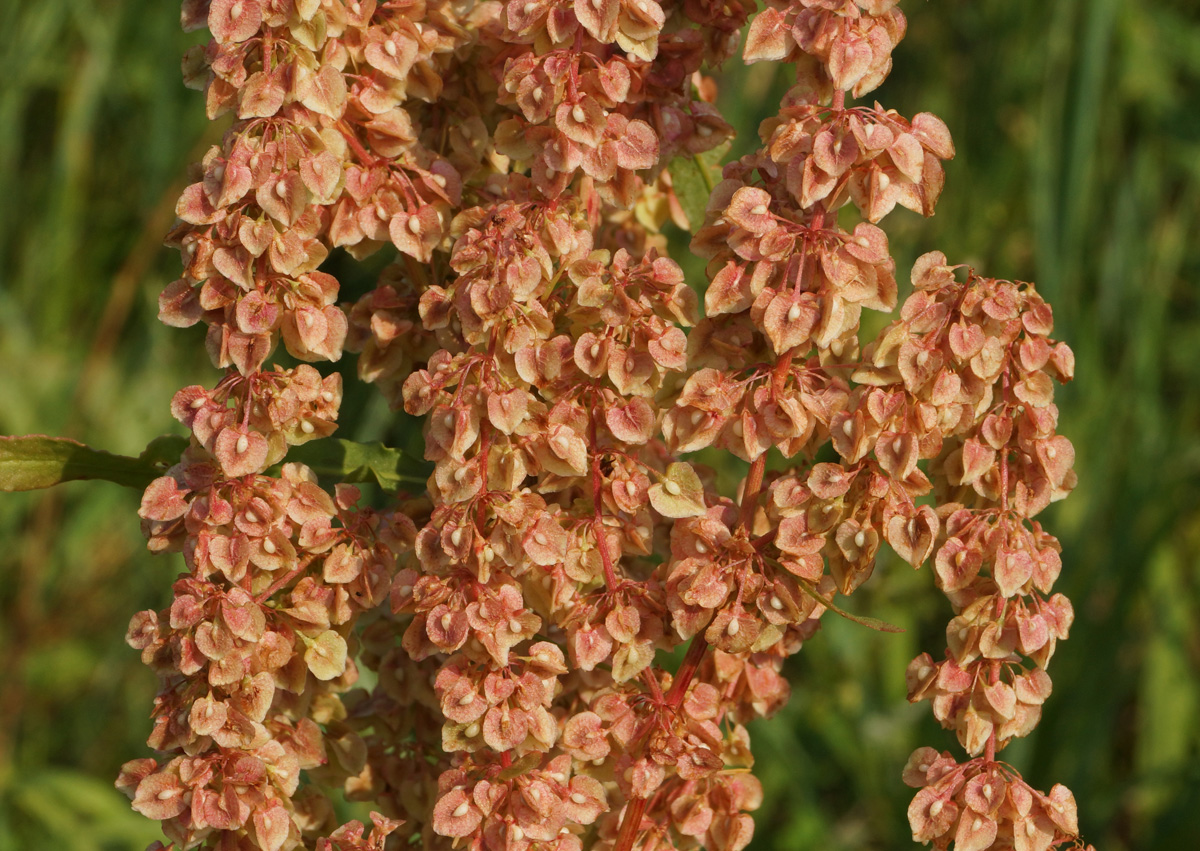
1,1,1198,849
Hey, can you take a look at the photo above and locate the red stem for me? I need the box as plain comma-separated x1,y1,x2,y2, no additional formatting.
589,410,620,589
337,120,378,167
613,799,649,851
666,636,708,709
254,553,319,604
985,660,1001,762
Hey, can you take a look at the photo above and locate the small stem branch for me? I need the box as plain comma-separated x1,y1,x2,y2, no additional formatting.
255,553,319,604
738,455,766,532
589,411,620,589
985,660,1001,762
337,120,378,166
613,799,649,851
666,636,709,709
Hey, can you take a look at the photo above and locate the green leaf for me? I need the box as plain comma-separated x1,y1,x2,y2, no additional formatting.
795,580,905,634
0,434,176,492
286,438,429,491
668,141,731,232
139,433,190,468
497,752,543,781
0,434,428,493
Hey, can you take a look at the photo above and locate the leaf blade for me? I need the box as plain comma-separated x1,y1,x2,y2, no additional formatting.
0,435,168,491
668,141,731,232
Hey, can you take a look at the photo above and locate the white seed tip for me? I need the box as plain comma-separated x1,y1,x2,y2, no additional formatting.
787,303,801,321
770,596,783,610
570,792,587,804
751,204,769,216
407,216,422,234
726,618,740,636
572,105,586,123
300,420,315,434
453,801,471,818
385,40,398,57
664,480,682,496
854,530,866,548
263,538,276,554
236,434,250,454
842,419,854,437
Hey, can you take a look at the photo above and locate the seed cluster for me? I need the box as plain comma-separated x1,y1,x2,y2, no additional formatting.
116,2,1094,851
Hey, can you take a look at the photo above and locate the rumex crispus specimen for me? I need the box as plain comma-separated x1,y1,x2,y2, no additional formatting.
107,2,1096,851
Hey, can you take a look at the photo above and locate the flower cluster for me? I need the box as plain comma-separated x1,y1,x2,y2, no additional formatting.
114,1,1093,851
745,0,907,97
904,750,1091,851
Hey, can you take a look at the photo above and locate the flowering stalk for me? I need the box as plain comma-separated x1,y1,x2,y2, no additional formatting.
109,2,1095,851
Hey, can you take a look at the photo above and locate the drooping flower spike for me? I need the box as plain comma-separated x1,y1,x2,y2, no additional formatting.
117,2,1090,851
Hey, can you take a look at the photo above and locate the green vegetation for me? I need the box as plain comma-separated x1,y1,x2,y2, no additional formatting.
1,1,1197,849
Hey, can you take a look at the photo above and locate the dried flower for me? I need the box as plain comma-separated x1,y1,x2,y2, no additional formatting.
113,2,1091,850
